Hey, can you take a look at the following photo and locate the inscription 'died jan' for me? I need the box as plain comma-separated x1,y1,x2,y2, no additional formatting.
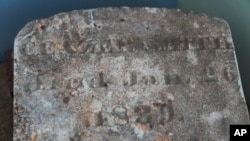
33,65,237,91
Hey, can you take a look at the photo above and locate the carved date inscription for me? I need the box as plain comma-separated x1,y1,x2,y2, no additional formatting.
32,65,237,91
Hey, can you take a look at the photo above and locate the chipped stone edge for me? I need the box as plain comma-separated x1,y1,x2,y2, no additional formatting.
221,19,246,100
221,18,249,115
14,7,231,41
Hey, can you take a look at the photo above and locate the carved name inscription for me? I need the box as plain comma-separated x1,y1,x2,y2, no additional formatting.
20,35,233,55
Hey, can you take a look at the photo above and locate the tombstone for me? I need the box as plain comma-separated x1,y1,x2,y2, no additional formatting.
14,7,249,141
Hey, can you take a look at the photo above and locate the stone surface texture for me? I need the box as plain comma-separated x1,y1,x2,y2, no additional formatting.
14,7,249,141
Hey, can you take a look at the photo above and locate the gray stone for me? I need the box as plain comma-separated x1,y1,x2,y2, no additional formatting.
14,7,249,141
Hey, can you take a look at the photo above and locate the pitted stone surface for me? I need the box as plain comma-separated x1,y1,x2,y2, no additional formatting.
14,7,249,141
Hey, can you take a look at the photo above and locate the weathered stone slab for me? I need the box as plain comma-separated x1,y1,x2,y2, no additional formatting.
14,7,249,141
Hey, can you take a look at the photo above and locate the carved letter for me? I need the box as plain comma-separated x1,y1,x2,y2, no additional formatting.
141,75,156,85
123,71,137,86
203,67,218,82
224,66,237,81
90,72,108,88
20,42,35,55
68,78,81,89
164,73,181,85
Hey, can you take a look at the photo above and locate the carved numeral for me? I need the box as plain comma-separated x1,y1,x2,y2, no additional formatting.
113,106,128,125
